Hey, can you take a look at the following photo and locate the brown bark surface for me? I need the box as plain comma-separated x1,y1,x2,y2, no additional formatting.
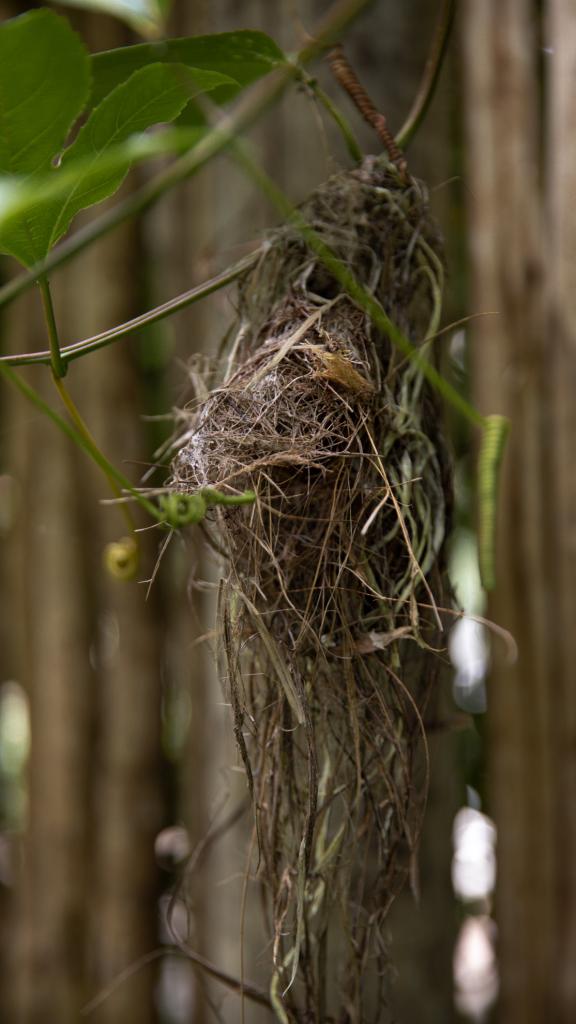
6,301,94,1022
548,3,576,1014
62,221,164,1024
464,1,576,1020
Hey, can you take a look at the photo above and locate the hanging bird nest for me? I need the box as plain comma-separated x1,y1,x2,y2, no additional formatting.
170,155,452,1022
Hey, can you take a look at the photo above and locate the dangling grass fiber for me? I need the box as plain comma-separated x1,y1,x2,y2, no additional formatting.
170,155,452,1023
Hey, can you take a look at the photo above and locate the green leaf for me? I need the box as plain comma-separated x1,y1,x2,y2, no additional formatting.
90,30,286,109
48,63,233,249
52,0,166,38
0,62,230,266
0,8,90,269
0,10,90,176
0,127,202,242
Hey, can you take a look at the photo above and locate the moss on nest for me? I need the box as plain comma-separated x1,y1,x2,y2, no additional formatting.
171,156,452,1022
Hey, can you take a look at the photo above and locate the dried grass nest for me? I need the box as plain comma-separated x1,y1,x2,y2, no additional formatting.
171,156,452,1022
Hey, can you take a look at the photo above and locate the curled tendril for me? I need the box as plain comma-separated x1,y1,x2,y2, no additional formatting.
104,536,139,581
478,414,510,591
157,488,256,528
101,491,255,582
158,492,207,526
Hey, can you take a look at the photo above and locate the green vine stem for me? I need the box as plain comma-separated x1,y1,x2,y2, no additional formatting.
306,79,363,162
0,361,159,522
52,375,137,535
158,488,256,528
36,275,139,535
38,277,66,378
0,254,257,369
0,360,256,534
395,0,456,149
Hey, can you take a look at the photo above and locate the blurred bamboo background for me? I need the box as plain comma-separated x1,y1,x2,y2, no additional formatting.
1,1,575,1022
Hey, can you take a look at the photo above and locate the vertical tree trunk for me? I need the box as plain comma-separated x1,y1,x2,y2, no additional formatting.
464,1,576,1020
5,295,95,1023
61,219,164,1024
546,2,576,1017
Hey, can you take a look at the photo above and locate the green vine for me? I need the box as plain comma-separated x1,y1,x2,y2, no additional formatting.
158,489,257,528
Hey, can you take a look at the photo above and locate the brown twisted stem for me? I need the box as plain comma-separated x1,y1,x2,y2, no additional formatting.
328,44,408,180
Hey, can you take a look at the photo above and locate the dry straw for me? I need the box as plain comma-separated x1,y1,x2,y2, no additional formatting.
171,155,452,1022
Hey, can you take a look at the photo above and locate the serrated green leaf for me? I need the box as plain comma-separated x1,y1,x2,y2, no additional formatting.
90,30,286,109
0,127,202,241
0,62,230,266
52,0,165,38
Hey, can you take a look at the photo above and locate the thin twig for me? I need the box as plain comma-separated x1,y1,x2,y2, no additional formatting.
0,0,375,312
81,944,272,1016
